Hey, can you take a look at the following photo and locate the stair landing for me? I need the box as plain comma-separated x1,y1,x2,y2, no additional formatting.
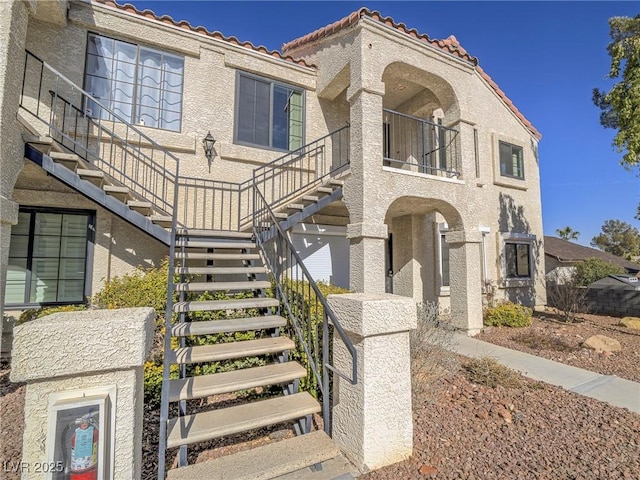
166,431,356,480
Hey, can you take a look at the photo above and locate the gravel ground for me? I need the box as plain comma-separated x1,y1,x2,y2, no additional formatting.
363,356,640,480
477,311,640,382
0,361,25,480
3,314,639,480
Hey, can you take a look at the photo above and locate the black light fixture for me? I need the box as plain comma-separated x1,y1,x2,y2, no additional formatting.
202,131,216,162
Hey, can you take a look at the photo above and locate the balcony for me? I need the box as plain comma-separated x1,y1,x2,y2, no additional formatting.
382,109,461,178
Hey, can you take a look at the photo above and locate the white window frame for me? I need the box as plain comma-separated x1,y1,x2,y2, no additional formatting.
83,33,185,132
234,71,305,152
436,222,450,295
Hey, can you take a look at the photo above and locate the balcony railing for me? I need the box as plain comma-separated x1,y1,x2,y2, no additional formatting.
383,109,460,178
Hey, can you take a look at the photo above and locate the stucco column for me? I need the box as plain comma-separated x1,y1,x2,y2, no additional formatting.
0,0,29,346
345,80,387,294
447,230,483,335
328,293,416,472
11,308,154,480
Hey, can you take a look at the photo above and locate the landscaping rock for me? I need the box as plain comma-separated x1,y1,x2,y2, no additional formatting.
619,317,640,330
583,335,621,353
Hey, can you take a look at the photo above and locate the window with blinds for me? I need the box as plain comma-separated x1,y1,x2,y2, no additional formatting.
235,72,304,151
5,209,93,307
84,33,184,132
499,141,524,179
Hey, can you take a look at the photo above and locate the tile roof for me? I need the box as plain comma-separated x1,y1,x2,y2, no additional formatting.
90,0,314,68
544,236,640,273
282,7,541,139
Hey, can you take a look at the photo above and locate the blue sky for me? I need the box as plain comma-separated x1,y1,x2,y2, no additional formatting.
136,1,640,246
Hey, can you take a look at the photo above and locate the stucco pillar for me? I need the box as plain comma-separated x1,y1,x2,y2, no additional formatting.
345,80,387,294
328,293,416,472
11,308,154,480
447,230,483,335
0,0,29,348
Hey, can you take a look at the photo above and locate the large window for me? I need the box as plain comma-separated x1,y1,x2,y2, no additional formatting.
5,209,94,307
505,242,531,278
235,72,304,151
499,141,524,179
84,33,184,132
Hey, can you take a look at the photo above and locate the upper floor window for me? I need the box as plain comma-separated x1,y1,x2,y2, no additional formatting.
84,33,184,132
499,141,524,179
5,209,94,307
235,72,304,151
439,232,450,288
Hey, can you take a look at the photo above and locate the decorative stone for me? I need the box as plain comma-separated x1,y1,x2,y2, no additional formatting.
419,465,438,476
583,335,622,353
619,317,640,330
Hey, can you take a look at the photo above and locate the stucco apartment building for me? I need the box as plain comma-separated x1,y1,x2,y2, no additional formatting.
1,0,547,476
1,0,545,326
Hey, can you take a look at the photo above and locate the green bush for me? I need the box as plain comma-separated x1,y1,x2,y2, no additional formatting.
574,258,625,286
484,302,532,327
18,304,87,324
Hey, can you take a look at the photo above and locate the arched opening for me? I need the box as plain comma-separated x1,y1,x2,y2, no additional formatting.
381,62,461,177
384,196,464,312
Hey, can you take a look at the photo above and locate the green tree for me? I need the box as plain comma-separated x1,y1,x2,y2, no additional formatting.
591,219,640,259
556,226,580,241
574,258,625,286
593,15,640,168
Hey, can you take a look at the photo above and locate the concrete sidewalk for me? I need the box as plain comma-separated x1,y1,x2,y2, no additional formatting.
451,334,640,414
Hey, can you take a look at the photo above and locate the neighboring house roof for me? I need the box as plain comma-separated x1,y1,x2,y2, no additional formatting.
544,236,640,273
91,0,314,68
281,7,541,140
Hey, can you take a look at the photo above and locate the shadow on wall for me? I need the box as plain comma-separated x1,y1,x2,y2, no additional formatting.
498,192,541,307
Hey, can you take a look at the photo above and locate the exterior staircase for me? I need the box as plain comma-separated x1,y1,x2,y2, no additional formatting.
17,50,357,480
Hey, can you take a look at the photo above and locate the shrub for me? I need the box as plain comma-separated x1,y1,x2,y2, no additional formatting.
462,356,522,388
574,258,625,286
547,272,588,322
18,304,87,324
410,302,457,402
484,302,532,327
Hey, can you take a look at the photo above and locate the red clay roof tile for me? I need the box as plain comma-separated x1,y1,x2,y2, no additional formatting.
282,8,541,139
90,0,313,68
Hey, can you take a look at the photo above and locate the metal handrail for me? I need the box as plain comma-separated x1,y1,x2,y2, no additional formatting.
20,50,180,215
383,108,460,178
252,186,357,434
252,124,349,213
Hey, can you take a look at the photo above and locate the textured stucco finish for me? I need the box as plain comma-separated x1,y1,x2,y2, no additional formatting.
328,293,416,472
11,307,154,480
0,0,29,351
11,307,155,381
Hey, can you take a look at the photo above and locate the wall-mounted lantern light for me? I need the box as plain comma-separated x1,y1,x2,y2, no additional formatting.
202,131,216,163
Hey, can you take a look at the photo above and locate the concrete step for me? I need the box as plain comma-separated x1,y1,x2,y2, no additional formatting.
168,361,306,402
168,336,294,365
176,229,253,239
176,240,256,250
328,179,344,186
23,134,53,147
174,280,271,292
150,215,172,227
103,185,130,202
50,151,81,171
127,200,152,214
275,212,289,219
166,430,340,480
173,297,279,313
286,204,305,211
316,187,334,194
302,195,320,203
175,266,266,275
171,315,286,337
166,392,320,449
77,168,104,186
175,252,260,261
